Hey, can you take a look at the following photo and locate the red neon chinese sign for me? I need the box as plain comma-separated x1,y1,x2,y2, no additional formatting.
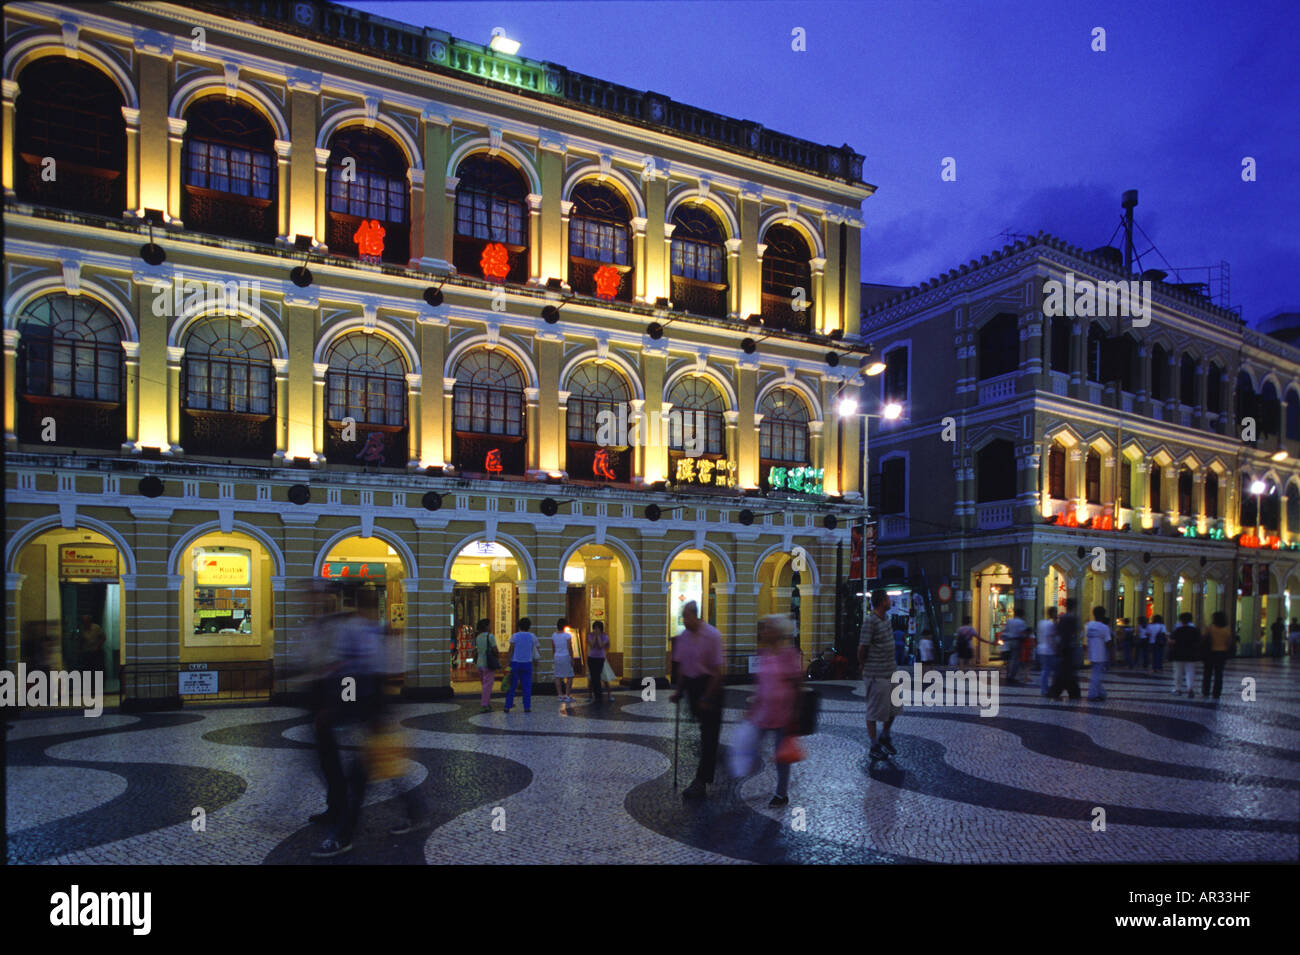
354,219,386,258
593,264,621,300
592,448,617,480
480,242,510,281
484,449,503,473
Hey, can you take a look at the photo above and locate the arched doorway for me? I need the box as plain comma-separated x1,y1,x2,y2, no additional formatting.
756,548,813,654
448,540,524,687
971,562,1014,666
562,542,632,684
665,547,730,674
319,534,408,686
13,526,127,695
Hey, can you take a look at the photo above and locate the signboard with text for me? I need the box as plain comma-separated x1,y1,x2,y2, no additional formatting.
59,545,119,579
178,671,219,695
195,550,251,587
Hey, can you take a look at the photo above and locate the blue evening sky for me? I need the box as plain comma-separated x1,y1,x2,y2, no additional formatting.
349,0,1299,324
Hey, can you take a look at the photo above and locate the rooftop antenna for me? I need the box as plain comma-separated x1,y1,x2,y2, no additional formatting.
1121,189,1138,274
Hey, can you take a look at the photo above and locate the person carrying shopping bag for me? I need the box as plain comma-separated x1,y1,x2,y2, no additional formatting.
749,614,804,807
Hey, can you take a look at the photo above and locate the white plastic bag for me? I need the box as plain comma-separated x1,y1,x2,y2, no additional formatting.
727,719,761,779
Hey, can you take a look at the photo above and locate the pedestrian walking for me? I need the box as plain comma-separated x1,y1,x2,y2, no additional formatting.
669,600,725,800
1270,615,1286,658
550,618,575,703
1084,607,1112,701
1047,599,1083,702
1201,611,1233,700
955,615,976,670
1148,615,1168,673
1135,616,1151,671
587,620,610,705
1002,606,1029,684
1289,618,1300,658
474,618,497,712
1169,612,1202,697
504,618,540,713
749,614,802,807
1037,606,1059,697
859,589,900,762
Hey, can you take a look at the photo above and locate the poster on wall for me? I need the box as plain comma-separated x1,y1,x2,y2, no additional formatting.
59,545,119,579
669,570,703,635
493,581,514,643
194,550,251,587
589,596,606,625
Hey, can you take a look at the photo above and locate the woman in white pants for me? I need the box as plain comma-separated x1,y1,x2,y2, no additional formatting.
551,618,575,703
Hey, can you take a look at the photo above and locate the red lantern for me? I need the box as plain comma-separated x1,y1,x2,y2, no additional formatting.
593,264,621,300
481,242,510,281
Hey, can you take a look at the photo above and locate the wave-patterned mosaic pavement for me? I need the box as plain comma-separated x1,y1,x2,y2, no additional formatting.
6,660,1299,864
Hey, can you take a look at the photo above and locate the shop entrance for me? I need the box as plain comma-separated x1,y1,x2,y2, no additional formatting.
321,536,408,688
972,562,1013,666
562,543,629,681
449,541,522,685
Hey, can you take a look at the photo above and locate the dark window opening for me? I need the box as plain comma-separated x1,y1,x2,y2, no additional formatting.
325,334,408,468
1086,450,1102,504
1050,316,1071,374
1150,345,1168,401
1177,467,1193,515
1205,471,1219,519
182,317,275,457
1180,355,1198,405
883,348,908,404
1120,458,1133,509
976,439,1016,503
569,180,633,302
760,224,812,333
452,349,526,475
880,458,906,514
977,313,1019,381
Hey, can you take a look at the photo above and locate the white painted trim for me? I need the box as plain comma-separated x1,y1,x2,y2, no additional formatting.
3,275,139,341
557,534,643,585
5,513,138,575
4,33,139,109
315,525,417,578
663,361,738,413
441,530,537,580
166,520,286,577
752,540,820,589
314,317,420,375
167,296,289,361
661,538,736,583
444,332,539,391
446,138,541,195
755,377,821,423
664,188,740,240
562,163,647,220
757,207,825,259
317,106,423,170
559,349,644,401
169,73,290,142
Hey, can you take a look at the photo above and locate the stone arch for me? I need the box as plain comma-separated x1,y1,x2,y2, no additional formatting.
315,319,419,376
441,530,536,581
445,333,538,391
664,188,740,239
5,36,138,109
752,540,820,589
170,75,289,142
168,298,287,360
558,534,642,585
446,139,541,196
317,108,422,170
4,276,138,342
757,207,825,259
316,525,417,579
661,539,735,583
662,362,738,412
559,350,643,401
562,164,646,219
6,515,137,575
167,520,286,577
755,377,822,423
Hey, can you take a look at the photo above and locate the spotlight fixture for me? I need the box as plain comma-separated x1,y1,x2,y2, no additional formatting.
423,276,450,308
288,484,311,506
738,508,780,526
421,491,443,511
645,503,662,522
489,29,520,55
745,314,763,328
290,234,315,288
654,296,671,313
822,514,838,530
837,396,859,417
291,456,312,469
1271,449,1288,462
545,471,564,484
545,277,565,292
138,475,164,498
862,357,887,376
647,312,683,341
541,284,575,323
424,465,444,477
650,480,668,492
139,208,166,266
540,497,572,517
882,402,903,420
827,328,844,341
825,351,840,368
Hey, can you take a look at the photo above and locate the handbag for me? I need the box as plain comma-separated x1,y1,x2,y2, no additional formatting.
796,686,821,736
483,635,500,670
775,734,805,764
727,720,761,778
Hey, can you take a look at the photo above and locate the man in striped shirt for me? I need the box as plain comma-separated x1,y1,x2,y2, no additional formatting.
858,588,900,761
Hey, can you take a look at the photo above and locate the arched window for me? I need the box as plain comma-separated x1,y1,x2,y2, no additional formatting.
667,375,725,457
1177,466,1194,515
1049,316,1071,374
880,458,906,514
325,334,408,467
182,317,275,457
182,98,277,241
566,362,632,482
1086,450,1102,504
1205,471,1219,519
976,439,1016,503
1086,323,1106,383
1180,355,1198,405
978,313,1019,381
16,293,124,448
1047,443,1066,499
1261,483,1281,533
760,224,812,332
15,57,125,216
568,180,632,302
454,154,529,283
1286,388,1300,441
670,204,727,318
882,347,908,405
1150,464,1164,512
1287,485,1300,538
759,388,811,487
327,127,409,265
452,349,526,475
1106,334,1139,392
1236,372,1256,433
1240,474,1258,527
1120,458,1133,509
1259,381,1281,439
1206,363,1223,416
1150,345,1168,401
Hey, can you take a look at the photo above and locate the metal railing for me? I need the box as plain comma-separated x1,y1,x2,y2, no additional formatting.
120,660,275,705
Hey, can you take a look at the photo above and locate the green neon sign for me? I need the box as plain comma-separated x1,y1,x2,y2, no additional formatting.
769,466,824,495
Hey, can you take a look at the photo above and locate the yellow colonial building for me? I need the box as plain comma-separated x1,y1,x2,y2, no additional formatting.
3,0,874,705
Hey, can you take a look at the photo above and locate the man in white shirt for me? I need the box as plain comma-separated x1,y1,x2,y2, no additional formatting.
1002,607,1029,684
1084,606,1113,701
1037,607,1059,697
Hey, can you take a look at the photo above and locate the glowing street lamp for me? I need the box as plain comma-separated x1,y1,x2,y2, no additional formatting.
489,30,520,55
838,396,859,417
882,402,903,420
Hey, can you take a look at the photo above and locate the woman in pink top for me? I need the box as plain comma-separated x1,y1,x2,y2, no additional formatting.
749,614,802,807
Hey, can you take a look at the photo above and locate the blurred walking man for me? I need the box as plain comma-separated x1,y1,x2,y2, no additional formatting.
670,601,724,800
859,589,900,761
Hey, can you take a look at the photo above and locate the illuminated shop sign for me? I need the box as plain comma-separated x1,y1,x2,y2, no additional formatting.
321,562,388,580
59,545,119,579
194,551,250,587
768,466,824,495
674,457,737,487
485,449,504,472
